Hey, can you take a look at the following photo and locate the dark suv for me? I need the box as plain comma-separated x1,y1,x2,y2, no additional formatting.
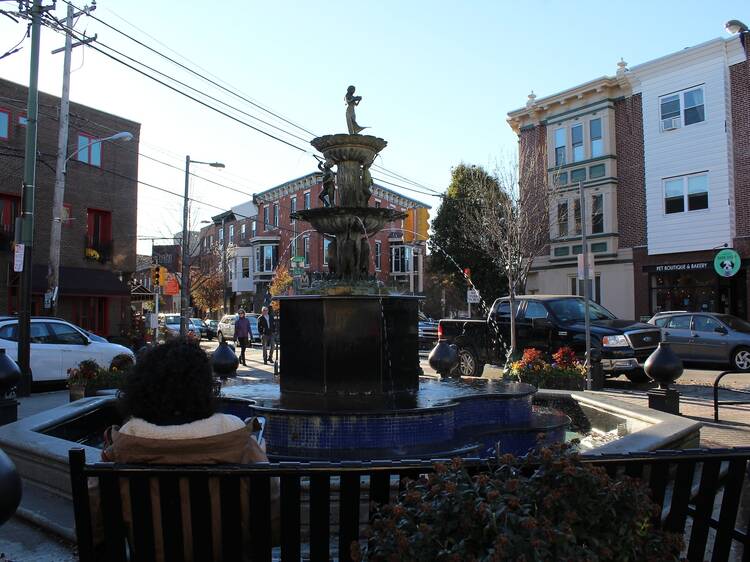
437,295,660,382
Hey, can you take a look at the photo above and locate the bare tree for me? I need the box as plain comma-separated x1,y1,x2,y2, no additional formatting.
459,146,551,362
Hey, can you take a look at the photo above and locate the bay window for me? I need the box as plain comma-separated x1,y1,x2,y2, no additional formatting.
254,244,278,273
390,245,412,273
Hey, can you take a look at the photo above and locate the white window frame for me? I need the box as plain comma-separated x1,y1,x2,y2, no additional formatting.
659,86,705,132
374,240,382,271
554,128,566,166
589,118,603,158
662,172,709,215
273,204,279,227
571,124,584,162
304,191,311,210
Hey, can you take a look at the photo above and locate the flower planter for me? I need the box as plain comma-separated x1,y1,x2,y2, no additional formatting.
69,384,85,402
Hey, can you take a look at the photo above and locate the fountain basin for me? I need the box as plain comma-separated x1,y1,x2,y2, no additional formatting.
311,134,387,163
291,207,407,237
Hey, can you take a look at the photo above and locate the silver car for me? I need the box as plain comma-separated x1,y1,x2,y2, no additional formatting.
648,312,750,371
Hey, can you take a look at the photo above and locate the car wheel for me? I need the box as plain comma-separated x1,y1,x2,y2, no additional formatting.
732,347,750,372
450,346,484,378
625,368,651,384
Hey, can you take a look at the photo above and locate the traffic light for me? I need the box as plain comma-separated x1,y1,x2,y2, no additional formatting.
463,268,471,279
152,266,167,287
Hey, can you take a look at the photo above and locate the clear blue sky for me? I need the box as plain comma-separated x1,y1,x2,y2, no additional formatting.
0,0,746,253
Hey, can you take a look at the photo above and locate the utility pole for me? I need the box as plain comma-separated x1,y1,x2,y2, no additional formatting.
47,1,96,316
180,156,191,337
579,182,592,390
15,0,44,397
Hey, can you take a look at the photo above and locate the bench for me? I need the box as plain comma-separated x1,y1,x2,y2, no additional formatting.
70,447,750,562
714,370,750,421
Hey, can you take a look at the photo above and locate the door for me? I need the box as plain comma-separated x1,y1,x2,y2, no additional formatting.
661,314,693,360
47,321,99,375
690,315,730,363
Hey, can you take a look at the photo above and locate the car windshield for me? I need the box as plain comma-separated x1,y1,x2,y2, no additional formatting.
165,317,180,325
191,319,203,327
547,299,617,323
716,314,750,333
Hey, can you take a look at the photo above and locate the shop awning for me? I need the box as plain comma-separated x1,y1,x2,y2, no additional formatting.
31,265,131,296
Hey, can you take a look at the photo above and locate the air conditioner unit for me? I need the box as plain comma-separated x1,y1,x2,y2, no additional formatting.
661,117,681,131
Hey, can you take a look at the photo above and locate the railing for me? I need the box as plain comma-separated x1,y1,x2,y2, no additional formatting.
70,447,750,562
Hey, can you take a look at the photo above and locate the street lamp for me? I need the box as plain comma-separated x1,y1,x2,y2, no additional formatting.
726,19,749,52
46,131,133,316
181,156,225,337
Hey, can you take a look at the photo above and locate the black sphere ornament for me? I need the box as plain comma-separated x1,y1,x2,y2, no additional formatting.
211,341,239,377
644,342,684,389
0,349,21,396
0,448,21,526
429,340,458,378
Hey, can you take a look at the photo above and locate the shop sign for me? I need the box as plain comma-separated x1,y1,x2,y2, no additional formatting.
714,249,741,278
644,262,710,273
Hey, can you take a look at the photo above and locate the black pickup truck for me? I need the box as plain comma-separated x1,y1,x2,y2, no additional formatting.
437,295,661,382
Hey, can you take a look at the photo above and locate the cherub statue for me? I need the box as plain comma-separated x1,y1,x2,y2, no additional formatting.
345,85,367,134
361,159,374,206
317,158,336,207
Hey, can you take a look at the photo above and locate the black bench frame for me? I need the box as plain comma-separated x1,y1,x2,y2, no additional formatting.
714,370,750,421
70,447,750,562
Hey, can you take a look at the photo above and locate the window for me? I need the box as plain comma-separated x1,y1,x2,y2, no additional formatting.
304,192,311,210
263,206,269,228
591,194,603,234
219,228,225,245
664,173,708,214
693,315,721,333
570,168,586,184
571,124,583,162
590,118,603,157
591,242,607,253
251,220,256,237
666,315,691,330
660,86,705,130
242,257,250,278
554,128,566,166
229,224,234,243
86,209,111,247
0,109,9,140
390,245,412,273
0,194,20,234
77,133,101,167
573,199,581,235
570,275,602,304
228,259,235,281
49,322,88,344
524,301,548,319
557,201,568,238
290,196,297,223
273,204,279,227
255,244,278,273
17,114,27,126
240,223,246,239
493,301,512,317
323,238,331,265
554,246,570,257
303,236,310,267
553,172,568,187
375,240,382,270
589,164,605,179
0,323,17,341
375,200,381,208
62,203,73,227
572,244,583,255
29,323,54,344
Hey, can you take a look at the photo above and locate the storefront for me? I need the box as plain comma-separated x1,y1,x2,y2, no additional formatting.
641,251,748,320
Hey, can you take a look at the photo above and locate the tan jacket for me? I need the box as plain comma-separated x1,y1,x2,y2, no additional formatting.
97,421,280,561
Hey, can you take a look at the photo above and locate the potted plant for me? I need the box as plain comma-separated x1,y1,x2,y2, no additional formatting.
355,444,683,561
506,347,587,391
67,358,128,401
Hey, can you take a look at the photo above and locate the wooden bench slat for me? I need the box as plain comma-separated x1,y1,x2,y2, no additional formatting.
648,460,671,524
128,475,155,562
219,476,244,561
664,460,697,533
99,474,127,562
189,475,213,562
309,474,330,562
712,458,747,562
158,475,185,561
339,472,361,562
280,475,301,561
249,474,272,562
687,459,721,561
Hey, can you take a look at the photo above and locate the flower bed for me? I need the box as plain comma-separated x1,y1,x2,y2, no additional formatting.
67,356,130,401
506,347,586,391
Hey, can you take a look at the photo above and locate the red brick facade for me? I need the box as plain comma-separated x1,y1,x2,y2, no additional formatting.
518,123,549,248
731,61,750,239
614,93,647,249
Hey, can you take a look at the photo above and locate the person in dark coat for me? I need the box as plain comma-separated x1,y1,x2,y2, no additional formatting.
258,306,276,364
234,309,250,366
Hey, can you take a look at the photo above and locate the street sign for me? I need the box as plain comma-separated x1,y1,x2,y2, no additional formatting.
467,288,480,304
577,253,595,280
291,256,305,265
292,268,305,276
714,248,741,277
13,243,24,272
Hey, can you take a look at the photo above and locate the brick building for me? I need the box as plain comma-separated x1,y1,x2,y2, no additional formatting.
198,172,430,314
0,78,139,336
508,34,749,321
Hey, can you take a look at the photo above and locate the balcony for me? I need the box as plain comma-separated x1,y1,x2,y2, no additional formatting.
84,237,113,264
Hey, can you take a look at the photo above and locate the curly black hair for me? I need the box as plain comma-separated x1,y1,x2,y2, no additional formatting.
118,339,216,426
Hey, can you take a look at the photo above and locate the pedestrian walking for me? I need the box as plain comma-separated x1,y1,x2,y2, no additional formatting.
234,309,250,366
258,306,276,364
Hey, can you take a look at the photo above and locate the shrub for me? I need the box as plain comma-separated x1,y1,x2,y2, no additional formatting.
67,359,126,391
356,445,683,562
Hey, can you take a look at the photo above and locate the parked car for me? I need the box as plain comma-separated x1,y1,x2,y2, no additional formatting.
648,311,750,371
191,318,209,339
159,314,201,343
436,295,660,382
204,319,218,340
418,311,439,351
217,313,261,343
0,316,135,382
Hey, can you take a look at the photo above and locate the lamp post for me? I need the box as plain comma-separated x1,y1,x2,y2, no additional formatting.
181,157,224,337
726,19,749,54
47,131,133,316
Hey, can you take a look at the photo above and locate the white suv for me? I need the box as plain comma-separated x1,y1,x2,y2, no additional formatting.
217,314,237,343
0,317,135,382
